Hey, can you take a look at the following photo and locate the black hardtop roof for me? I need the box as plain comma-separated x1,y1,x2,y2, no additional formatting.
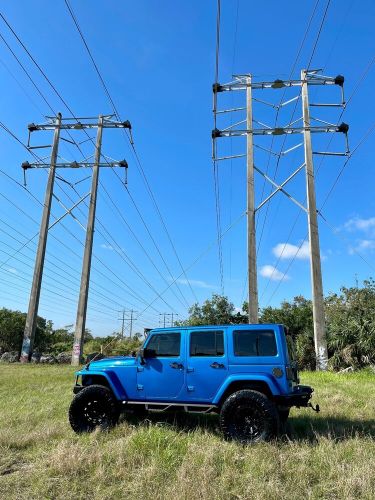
150,324,284,333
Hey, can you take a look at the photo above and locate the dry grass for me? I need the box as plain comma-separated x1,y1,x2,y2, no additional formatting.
0,365,374,499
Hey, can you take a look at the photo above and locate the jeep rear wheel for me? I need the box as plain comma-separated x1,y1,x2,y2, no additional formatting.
219,390,279,443
69,385,120,433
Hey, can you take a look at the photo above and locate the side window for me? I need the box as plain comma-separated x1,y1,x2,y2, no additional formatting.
146,332,181,357
190,330,224,356
233,330,277,357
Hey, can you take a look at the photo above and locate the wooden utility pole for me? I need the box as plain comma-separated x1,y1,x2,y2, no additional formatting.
129,309,134,338
20,113,62,362
71,115,104,366
170,313,178,327
246,75,258,323
72,115,103,366
301,69,328,371
119,309,126,339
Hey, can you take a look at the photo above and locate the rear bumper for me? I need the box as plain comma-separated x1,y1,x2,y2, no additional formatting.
274,385,313,408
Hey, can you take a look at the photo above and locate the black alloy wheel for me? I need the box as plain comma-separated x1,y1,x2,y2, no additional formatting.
219,389,279,443
69,384,120,433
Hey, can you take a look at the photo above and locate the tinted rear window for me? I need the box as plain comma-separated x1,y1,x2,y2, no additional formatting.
190,330,224,356
233,330,277,357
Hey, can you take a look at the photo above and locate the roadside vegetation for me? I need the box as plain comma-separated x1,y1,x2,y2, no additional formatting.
1,278,375,370
0,365,374,499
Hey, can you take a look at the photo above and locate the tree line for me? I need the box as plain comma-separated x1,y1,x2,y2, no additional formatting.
1,278,374,369
176,278,375,370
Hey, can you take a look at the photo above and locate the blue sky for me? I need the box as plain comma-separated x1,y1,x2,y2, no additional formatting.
0,1,374,336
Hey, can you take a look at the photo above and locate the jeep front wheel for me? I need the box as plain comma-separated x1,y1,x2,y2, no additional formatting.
69,385,120,433
219,389,279,443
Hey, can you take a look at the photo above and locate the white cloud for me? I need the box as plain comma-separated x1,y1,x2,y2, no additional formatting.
176,278,215,289
6,267,18,274
100,243,114,250
349,239,375,255
344,216,375,235
272,241,310,260
259,265,289,281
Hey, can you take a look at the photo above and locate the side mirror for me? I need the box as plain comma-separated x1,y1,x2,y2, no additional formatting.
143,348,156,358
138,347,156,365
139,348,145,365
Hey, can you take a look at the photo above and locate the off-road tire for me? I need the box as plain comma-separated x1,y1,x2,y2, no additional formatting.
69,384,120,433
219,389,279,443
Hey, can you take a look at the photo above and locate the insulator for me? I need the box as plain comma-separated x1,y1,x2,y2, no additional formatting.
334,75,345,86
212,83,223,93
337,122,349,133
271,79,286,89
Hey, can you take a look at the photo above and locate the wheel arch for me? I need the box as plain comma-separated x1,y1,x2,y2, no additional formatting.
213,375,280,406
79,370,126,400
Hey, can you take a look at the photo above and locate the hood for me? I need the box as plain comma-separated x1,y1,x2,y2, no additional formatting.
86,355,137,370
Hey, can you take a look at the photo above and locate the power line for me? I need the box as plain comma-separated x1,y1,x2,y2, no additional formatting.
0,174,152,313
264,119,375,304
212,0,224,293
0,142,163,313
256,0,328,256
0,112,179,313
256,0,321,251
248,0,322,304
136,210,246,321
124,185,191,308
64,0,120,119
98,180,190,310
227,0,240,284
61,2,198,303
260,52,375,298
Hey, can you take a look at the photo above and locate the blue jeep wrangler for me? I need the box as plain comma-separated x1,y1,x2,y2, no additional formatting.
69,324,318,442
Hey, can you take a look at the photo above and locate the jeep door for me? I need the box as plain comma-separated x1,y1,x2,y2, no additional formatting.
136,331,185,400
185,328,228,401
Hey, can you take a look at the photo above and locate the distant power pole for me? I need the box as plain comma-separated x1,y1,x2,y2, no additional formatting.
119,309,126,339
118,309,137,339
20,113,62,362
212,71,349,370
170,313,179,327
18,113,130,363
159,312,172,328
128,309,136,338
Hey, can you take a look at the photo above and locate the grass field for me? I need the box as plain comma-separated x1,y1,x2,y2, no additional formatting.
0,365,374,500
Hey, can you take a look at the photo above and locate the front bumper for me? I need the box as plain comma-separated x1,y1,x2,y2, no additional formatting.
274,385,314,408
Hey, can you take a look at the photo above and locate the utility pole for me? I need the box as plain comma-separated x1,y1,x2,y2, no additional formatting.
212,71,349,370
118,309,137,339
71,115,103,366
119,309,126,339
20,113,62,362
246,75,258,323
128,309,135,338
301,69,328,370
159,312,172,328
171,313,179,327
19,114,130,363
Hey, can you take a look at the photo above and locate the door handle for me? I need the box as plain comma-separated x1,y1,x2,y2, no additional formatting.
170,362,183,370
210,362,225,369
